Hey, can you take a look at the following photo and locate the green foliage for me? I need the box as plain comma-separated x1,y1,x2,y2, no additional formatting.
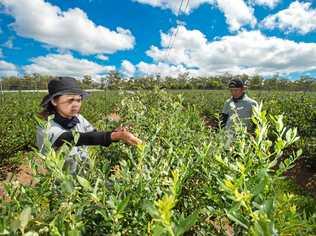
1,90,315,235
1,74,315,91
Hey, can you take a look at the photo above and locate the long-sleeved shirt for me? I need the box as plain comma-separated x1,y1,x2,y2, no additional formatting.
222,94,258,130
36,113,112,169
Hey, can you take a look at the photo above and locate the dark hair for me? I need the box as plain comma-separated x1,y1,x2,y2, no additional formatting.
38,95,60,120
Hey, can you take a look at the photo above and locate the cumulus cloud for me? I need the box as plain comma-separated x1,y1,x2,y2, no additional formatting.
0,60,19,76
23,54,115,79
121,60,136,78
96,54,109,61
251,0,280,8
0,0,135,54
134,0,256,31
216,0,256,31
137,61,201,78
138,26,316,76
261,1,316,34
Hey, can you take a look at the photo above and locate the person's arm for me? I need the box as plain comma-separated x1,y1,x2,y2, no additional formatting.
53,129,142,149
53,131,112,149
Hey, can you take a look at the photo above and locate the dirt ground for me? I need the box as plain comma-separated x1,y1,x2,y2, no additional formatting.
285,157,316,197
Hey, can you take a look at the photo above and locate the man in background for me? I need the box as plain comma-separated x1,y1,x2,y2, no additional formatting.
220,78,258,131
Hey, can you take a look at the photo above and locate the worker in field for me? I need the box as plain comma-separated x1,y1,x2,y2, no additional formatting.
220,78,258,131
36,76,142,173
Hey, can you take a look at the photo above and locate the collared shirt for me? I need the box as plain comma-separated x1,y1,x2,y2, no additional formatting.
222,94,258,130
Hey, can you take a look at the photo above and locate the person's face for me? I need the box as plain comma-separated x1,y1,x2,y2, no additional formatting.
230,87,245,98
52,94,82,118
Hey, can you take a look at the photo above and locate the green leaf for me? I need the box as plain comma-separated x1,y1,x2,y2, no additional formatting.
262,199,274,217
253,169,268,196
0,229,10,235
296,149,302,158
143,201,159,218
250,218,278,236
49,220,61,236
152,224,167,236
226,210,248,229
117,196,130,214
68,229,81,236
77,175,92,191
273,115,284,134
285,129,292,143
175,211,199,236
61,179,74,193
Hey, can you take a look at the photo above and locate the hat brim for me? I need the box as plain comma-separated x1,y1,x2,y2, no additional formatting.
40,89,89,107
228,83,244,88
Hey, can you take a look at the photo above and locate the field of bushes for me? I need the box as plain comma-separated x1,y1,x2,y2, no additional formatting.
0,89,315,235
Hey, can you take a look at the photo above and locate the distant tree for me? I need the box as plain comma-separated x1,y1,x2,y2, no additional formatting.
264,74,279,90
100,77,107,89
249,75,263,90
0,73,315,91
297,76,316,91
82,75,93,89
107,70,122,89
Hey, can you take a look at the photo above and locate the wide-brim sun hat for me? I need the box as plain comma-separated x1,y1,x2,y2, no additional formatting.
40,76,89,107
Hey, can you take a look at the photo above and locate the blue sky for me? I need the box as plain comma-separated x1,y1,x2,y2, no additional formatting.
0,0,316,80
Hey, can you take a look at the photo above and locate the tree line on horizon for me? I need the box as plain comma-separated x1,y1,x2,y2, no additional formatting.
0,71,315,91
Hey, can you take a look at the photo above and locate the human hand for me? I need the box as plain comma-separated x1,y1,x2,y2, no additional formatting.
111,130,142,145
113,125,128,132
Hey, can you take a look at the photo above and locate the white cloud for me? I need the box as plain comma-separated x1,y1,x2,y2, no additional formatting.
121,60,136,78
0,0,135,54
261,1,316,34
147,26,206,67
134,0,256,31
0,60,19,77
216,0,257,31
23,54,115,79
133,0,214,15
252,0,280,8
96,54,109,61
140,26,316,76
137,61,200,78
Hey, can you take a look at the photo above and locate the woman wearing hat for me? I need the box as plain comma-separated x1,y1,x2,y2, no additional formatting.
36,76,142,173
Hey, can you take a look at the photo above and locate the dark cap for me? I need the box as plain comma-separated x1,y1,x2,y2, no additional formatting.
40,76,89,107
228,78,245,88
